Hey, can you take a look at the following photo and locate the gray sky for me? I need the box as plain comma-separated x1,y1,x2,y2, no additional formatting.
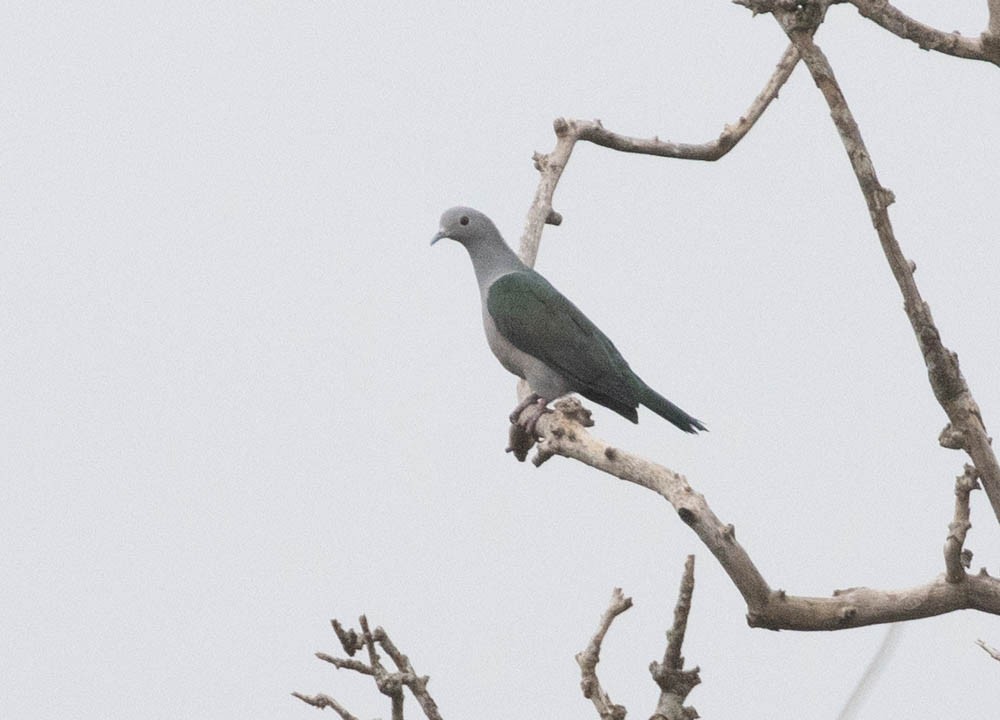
3,2,1000,718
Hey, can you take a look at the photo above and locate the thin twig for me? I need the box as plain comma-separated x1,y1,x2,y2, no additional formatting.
517,42,800,268
649,556,701,720
944,465,979,583
576,588,633,720
663,556,696,671
299,616,443,720
291,692,361,720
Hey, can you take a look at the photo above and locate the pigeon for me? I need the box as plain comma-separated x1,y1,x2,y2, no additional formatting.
432,207,706,434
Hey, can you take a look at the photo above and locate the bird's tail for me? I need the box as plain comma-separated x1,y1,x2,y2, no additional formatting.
638,384,707,434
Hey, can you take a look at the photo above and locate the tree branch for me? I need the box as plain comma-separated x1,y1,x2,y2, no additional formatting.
297,615,443,720
649,556,701,720
576,588,633,720
753,1,1000,526
517,42,800,268
529,399,1000,630
943,465,979,583
509,0,1000,638
291,692,361,720
846,0,1000,66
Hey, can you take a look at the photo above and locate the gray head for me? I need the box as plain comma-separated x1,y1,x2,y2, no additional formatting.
431,207,502,248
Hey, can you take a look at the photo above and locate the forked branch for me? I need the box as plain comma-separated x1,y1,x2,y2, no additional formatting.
577,561,702,720
512,0,1000,630
295,615,443,720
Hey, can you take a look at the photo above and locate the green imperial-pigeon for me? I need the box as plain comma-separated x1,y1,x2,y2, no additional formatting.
432,207,706,435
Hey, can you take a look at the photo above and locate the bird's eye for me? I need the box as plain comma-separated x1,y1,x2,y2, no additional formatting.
460,215,469,226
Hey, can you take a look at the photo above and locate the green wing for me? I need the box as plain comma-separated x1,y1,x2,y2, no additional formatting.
486,271,640,420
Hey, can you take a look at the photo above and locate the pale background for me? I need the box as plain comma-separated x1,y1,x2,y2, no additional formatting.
3,2,1000,718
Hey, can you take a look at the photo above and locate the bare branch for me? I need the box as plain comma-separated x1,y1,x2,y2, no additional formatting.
517,43,800,268
740,2,1000,526
374,626,444,720
663,556,696,671
331,619,364,656
537,398,770,610
292,692,361,720
316,652,373,675
576,588,633,720
976,638,1000,662
301,616,443,720
944,465,979,583
847,0,1000,66
531,400,1000,630
649,556,701,720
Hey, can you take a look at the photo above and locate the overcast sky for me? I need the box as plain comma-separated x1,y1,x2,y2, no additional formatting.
3,2,1000,719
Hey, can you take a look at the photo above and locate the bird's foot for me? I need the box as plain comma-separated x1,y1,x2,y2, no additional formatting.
519,399,553,437
508,395,552,436
505,396,553,461
508,393,542,424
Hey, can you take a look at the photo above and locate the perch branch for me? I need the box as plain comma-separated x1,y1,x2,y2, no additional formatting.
754,1,1000,525
847,0,1000,66
297,615,443,720
517,42,800,267
649,555,701,720
576,588,633,720
528,399,1000,630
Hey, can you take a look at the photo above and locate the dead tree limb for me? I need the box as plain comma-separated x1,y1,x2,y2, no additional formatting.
576,588,633,720
529,398,1000,630
508,0,1000,627
517,42,800,268
296,615,443,720
845,0,1000,66
649,555,701,720
748,0,1000,526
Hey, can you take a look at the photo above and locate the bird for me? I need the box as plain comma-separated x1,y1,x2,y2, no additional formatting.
432,207,706,436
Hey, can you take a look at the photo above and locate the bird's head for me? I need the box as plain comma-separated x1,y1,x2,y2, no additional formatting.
431,207,498,247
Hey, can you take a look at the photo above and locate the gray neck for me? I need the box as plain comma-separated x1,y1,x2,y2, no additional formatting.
463,231,527,290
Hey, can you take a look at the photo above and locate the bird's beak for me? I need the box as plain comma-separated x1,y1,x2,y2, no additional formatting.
430,229,447,245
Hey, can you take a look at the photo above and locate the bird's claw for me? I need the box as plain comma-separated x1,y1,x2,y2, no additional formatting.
508,393,542,424
509,395,552,437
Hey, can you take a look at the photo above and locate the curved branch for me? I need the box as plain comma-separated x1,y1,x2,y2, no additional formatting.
847,0,1000,66
531,399,1000,630
576,588,632,720
517,43,800,267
